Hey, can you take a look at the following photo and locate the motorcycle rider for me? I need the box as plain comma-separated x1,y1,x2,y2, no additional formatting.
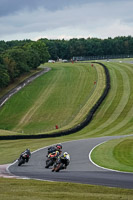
45,144,63,168
61,152,70,169
45,145,61,168
19,149,31,162
46,146,57,156
56,144,62,155
52,152,70,171
46,144,62,157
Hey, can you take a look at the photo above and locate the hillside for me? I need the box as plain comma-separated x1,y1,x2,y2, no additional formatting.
74,61,133,138
0,61,132,138
0,62,105,136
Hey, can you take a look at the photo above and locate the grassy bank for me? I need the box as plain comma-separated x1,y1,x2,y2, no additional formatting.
0,69,41,99
0,178,133,200
72,61,133,138
0,62,105,135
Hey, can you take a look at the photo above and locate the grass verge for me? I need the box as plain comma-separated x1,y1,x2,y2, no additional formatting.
91,136,133,172
0,178,133,200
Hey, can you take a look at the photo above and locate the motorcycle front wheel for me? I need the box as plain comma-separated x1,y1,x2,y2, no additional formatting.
45,159,54,168
18,158,24,166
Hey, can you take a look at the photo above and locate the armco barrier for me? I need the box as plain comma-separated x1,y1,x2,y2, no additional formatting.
0,62,110,140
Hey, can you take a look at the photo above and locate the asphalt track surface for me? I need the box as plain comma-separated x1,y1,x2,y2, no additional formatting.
9,135,133,189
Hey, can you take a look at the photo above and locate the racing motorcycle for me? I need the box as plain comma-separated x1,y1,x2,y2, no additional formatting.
52,156,67,172
45,151,59,168
18,150,31,166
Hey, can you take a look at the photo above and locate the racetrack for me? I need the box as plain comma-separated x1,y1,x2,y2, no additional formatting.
9,135,133,189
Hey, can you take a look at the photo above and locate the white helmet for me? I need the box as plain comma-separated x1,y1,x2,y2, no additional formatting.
63,152,68,156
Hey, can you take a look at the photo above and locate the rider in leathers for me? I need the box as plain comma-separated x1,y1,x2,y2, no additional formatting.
52,152,70,171
19,149,31,162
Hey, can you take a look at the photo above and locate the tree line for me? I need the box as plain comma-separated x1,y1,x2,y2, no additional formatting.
41,36,133,60
0,36,133,89
0,40,50,89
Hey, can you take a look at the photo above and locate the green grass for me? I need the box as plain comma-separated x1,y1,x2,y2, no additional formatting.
0,60,133,198
0,69,41,98
71,61,133,138
0,62,105,134
0,178,133,200
3,61,132,138
0,61,133,163
91,136,133,172
0,136,68,164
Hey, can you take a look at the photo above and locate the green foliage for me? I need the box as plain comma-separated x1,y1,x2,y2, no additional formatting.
0,56,10,88
6,39,31,48
3,56,19,82
0,40,8,53
40,36,133,59
0,66,10,88
31,40,50,63
0,40,50,88
4,47,30,75
0,36,133,90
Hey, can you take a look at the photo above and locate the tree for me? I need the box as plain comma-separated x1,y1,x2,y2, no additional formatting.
3,47,30,76
30,40,50,64
3,56,18,82
0,41,8,53
0,56,10,88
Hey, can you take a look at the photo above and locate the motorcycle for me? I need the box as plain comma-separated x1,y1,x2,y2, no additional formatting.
18,152,31,166
52,156,68,172
45,151,59,168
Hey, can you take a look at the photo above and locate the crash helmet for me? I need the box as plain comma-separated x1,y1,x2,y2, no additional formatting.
56,144,62,151
63,152,68,157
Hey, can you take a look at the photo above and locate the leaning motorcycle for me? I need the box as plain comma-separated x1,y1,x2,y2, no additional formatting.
45,152,58,168
53,157,67,172
18,153,30,166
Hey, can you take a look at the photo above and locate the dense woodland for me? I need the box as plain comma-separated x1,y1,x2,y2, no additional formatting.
0,36,133,89
0,40,50,89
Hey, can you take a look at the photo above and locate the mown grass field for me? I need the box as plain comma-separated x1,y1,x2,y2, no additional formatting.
72,60,133,138
0,62,104,134
1,178,133,200
0,60,133,199
0,69,41,99
91,136,133,172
